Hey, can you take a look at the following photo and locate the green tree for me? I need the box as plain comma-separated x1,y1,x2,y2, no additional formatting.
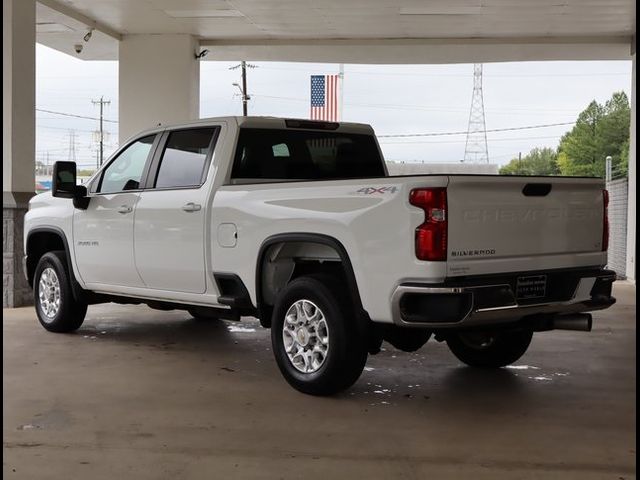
601,92,631,175
557,92,630,177
557,100,605,176
619,138,630,175
499,147,559,176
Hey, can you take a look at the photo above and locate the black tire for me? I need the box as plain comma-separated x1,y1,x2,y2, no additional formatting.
446,329,533,368
382,326,432,352
271,275,368,396
33,251,87,333
188,308,220,321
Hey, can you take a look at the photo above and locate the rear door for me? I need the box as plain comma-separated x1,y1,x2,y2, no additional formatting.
133,126,220,293
445,175,606,277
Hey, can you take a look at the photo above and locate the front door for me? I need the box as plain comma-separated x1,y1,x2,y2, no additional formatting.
73,134,158,287
133,127,219,293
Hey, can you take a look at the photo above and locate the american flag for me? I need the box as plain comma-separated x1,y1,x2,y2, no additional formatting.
310,74,340,121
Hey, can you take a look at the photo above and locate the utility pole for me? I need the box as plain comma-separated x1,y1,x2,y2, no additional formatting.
92,96,111,166
230,61,256,116
463,64,489,163
241,61,248,116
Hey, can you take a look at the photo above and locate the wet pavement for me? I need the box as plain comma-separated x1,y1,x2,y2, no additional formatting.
3,283,636,479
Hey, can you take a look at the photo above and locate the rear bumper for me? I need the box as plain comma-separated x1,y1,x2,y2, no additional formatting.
391,268,616,329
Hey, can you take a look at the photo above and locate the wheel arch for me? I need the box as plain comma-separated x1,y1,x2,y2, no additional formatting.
255,233,367,327
26,226,85,301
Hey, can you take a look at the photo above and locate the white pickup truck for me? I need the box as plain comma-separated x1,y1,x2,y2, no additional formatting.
24,116,616,395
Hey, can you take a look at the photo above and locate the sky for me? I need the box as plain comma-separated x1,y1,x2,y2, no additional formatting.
35,44,632,170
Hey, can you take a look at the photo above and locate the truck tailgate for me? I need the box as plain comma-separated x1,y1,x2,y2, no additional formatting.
445,176,606,277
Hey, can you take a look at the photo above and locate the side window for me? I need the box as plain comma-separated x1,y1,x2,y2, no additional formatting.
98,135,155,193
154,128,216,189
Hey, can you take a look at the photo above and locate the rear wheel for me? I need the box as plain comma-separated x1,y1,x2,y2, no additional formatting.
271,275,368,396
33,251,87,333
446,329,533,368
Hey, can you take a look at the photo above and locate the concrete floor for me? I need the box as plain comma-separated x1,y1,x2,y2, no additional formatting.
3,284,636,479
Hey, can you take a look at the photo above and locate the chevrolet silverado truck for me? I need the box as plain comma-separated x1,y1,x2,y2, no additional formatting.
24,116,616,395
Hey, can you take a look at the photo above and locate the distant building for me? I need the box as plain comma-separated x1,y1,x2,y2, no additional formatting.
35,162,54,177
386,161,499,176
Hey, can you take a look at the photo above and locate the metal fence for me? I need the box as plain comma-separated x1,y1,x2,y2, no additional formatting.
605,157,628,279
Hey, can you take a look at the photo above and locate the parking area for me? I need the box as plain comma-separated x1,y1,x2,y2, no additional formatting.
3,283,636,479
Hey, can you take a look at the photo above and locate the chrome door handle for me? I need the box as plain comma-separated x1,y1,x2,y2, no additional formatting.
181,202,201,212
117,205,132,214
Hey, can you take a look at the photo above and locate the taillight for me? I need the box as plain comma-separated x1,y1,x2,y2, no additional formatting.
602,189,609,252
409,188,447,261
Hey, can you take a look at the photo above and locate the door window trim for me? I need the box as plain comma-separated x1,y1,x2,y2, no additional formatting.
91,133,162,195
142,126,221,192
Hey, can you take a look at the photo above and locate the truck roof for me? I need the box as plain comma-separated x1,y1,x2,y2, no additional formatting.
133,116,375,139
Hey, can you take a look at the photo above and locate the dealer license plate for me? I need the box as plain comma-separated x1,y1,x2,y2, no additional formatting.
516,275,547,299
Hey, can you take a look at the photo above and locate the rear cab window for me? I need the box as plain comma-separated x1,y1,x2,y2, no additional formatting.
153,128,218,189
231,129,385,182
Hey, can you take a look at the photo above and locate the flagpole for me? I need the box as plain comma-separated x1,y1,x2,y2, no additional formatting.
338,64,344,121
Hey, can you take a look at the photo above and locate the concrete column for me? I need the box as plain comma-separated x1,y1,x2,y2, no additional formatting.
625,49,636,282
3,0,36,307
119,34,200,142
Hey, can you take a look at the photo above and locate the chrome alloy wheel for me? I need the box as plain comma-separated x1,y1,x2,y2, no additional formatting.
38,267,61,321
282,299,330,373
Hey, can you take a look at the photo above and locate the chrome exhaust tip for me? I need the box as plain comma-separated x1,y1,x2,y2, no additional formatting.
551,313,593,332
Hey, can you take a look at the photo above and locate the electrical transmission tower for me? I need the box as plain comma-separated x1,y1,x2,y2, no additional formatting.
67,130,78,163
463,64,489,163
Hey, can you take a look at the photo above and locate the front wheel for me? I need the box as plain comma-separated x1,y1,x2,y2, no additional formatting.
33,251,87,333
446,329,533,368
271,275,368,396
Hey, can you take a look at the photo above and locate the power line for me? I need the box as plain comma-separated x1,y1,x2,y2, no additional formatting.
379,134,564,145
247,93,580,115
36,147,73,152
36,108,118,123
36,124,106,134
377,121,575,138
239,64,631,78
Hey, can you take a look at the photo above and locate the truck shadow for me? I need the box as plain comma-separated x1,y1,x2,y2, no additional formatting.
75,305,265,355
73,304,537,408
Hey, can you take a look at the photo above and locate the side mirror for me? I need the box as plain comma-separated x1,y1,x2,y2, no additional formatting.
52,161,90,209
52,161,78,198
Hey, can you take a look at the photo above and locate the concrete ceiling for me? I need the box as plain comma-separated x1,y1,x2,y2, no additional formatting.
36,0,636,62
